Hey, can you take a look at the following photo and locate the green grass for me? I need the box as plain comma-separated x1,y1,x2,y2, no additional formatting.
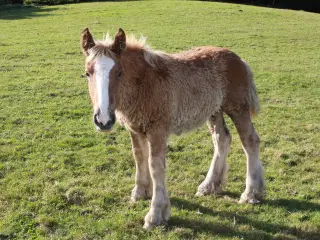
1,1,320,239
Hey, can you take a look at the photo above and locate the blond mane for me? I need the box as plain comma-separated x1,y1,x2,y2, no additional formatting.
87,33,168,68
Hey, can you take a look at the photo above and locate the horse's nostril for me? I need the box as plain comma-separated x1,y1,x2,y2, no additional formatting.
106,120,112,128
104,116,115,129
94,113,102,126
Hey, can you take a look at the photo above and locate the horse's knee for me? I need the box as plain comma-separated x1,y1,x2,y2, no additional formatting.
132,147,143,158
251,132,260,145
242,131,260,149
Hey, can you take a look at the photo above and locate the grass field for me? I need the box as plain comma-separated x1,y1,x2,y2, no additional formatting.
1,1,320,239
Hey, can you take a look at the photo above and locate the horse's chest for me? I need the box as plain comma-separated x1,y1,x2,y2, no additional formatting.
115,110,148,133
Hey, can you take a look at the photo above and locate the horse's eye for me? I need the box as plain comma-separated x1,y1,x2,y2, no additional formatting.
85,72,90,80
117,71,123,79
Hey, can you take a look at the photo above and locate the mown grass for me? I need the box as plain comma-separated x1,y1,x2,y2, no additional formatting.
0,1,319,239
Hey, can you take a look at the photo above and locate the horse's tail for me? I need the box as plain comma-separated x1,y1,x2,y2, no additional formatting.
243,60,260,117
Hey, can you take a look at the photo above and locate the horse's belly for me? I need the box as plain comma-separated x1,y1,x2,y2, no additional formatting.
169,86,223,135
169,103,221,135
170,117,208,135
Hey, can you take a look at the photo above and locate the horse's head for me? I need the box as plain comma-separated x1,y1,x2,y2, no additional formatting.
80,28,126,132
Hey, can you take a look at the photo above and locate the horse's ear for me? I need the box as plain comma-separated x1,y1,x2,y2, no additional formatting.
112,28,126,55
80,28,95,56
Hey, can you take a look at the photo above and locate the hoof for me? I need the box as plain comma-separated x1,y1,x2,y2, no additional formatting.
131,185,152,202
196,180,222,197
238,196,260,204
240,174,265,204
239,189,264,204
143,221,155,230
143,205,171,230
143,209,163,230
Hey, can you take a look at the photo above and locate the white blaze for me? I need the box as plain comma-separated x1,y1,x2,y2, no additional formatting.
94,56,115,125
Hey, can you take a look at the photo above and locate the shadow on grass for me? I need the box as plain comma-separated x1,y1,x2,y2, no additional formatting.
169,216,271,239
170,197,320,240
200,0,320,14
0,5,58,20
266,198,320,213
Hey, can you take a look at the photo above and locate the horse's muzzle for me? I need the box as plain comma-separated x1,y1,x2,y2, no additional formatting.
94,111,116,132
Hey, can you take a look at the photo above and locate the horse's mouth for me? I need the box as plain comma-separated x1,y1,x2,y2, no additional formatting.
96,126,112,133
94,115,115,132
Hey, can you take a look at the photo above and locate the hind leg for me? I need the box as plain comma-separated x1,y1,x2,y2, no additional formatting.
196,112,231,196
230,112,265,203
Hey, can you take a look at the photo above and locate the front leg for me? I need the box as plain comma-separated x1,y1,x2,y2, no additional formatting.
143,129,171,230
130,131,152,202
